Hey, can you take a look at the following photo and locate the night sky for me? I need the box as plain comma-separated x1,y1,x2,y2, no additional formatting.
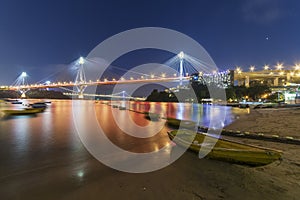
1,0,300,84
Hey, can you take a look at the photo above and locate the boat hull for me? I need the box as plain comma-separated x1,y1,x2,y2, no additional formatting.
166,118,197,129
2,108,43,115
168,130,282,166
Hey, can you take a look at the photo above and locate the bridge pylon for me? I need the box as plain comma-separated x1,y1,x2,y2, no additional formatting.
12,72,29,98
178,51,184,86
20,89,28,98
75,57,87,99
78,85,86,99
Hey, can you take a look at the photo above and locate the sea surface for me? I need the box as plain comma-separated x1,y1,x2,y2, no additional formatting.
0,100,249,199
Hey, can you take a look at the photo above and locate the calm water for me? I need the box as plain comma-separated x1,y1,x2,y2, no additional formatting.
0,100,248,199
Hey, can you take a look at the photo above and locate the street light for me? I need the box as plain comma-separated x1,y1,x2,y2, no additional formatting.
236,67,242,74
250,66,255,72
276,63,283,70
264,65,269,70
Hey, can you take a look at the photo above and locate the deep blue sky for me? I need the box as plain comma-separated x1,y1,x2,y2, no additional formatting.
1,0,300,84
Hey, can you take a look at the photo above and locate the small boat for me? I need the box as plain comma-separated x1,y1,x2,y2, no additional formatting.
168,129,282,166
11,101,23,104
239,101,263,109
166,118,197,129
144,112,160,121
253,102,278,109
30,102,47,109
2,108,43,115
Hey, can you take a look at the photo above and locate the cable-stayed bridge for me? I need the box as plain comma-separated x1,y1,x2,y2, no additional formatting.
1,51,231,99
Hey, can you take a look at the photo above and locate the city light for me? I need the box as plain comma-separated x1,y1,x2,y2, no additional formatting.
264,65,269,70
294,64,300,70
236,67,242,74
276,63,283,70
250,66,255,72
279,71,284,75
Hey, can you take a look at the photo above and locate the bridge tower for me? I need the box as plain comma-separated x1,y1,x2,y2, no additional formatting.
75,57,87,99
12,72,28,98
120,91,126,109
178,51,185,86
20,72,28,98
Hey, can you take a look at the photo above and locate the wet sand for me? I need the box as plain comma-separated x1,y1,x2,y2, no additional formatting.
1,143,299,200
1,102,300,200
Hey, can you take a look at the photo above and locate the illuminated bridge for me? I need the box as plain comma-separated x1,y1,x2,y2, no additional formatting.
1,51,230,99
234,64,300,87
3,52,298,100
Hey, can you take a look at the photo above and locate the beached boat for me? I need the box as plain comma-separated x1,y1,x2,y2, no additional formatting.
11,101,23,104
30,102,47,108
253,102,278,109
239,101,263,108
166,118,197,129
168,129,282,166
144,112,160,121
2,108,43,115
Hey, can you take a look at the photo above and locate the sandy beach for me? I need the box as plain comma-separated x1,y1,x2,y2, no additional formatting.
220,108,300,200
225,107,300,138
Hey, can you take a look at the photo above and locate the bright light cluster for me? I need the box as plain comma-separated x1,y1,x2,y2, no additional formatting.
178,51,184,59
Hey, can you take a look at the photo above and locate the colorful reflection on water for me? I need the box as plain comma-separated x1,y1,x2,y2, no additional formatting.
0,100,249,176
116,101,239,127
